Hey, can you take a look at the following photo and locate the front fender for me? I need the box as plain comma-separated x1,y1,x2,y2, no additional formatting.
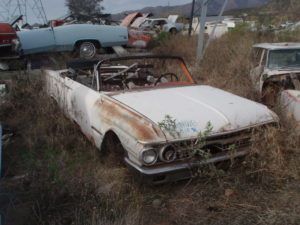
92,96,166,161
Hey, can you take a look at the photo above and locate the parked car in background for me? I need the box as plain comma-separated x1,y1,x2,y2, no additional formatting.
140,15,184,34
15,24,128,58
0,22,17,58
251,42,300,122
0,15,22,59
45,55,278,184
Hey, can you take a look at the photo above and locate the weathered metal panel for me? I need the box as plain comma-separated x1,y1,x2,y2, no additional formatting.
167,15,179,24
280,90,300,122
131,14,150,28
120,12,143,27
44,69,166,165
253,43,300,50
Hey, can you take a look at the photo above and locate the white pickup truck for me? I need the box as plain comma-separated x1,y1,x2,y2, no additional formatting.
251,42,300,121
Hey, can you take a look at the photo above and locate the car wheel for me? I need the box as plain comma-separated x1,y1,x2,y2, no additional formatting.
79,42,97,59
170,28,177,35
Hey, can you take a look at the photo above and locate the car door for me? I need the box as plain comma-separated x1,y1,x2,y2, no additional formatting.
47,70,104,148
63,76,105,147
17,26,56,55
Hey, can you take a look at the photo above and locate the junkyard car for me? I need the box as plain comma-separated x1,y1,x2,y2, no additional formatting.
0,16,23,59
0,23,17,54
251,43,300,122
45,55,278,184
140,15,184,34
15,24,128,58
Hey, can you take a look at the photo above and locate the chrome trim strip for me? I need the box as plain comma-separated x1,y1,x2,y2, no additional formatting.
125,149,250,176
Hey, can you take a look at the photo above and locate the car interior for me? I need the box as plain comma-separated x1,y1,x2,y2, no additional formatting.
60,57,195,92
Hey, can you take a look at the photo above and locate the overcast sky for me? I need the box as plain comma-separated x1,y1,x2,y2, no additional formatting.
38,0,191,22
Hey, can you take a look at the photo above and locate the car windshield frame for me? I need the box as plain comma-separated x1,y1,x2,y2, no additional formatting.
268,49,300,70
94,55,196,92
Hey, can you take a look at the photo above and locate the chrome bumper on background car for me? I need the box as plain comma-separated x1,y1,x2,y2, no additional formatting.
125,148,250,184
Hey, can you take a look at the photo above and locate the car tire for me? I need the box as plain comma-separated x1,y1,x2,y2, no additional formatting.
170,28,177,35
79,42,97,59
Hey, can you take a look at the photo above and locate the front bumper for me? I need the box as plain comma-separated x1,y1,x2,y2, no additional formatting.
125,148,250,184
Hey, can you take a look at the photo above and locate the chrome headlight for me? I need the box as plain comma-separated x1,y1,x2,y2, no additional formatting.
141,148,158,165
159,145,176,163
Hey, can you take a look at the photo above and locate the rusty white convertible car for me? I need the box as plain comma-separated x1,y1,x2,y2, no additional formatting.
44,56,278,184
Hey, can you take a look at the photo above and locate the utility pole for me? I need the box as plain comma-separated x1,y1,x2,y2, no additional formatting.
188,0,196,36
196,0,209,61
203,0,229,55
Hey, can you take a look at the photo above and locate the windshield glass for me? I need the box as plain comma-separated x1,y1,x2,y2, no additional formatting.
98,57,195,92
268,49,300,69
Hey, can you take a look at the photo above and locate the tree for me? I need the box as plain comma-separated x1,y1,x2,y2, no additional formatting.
65,0,104,17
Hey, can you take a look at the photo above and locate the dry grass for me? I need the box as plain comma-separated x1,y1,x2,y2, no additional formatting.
1,28,300,225
155,26,300,99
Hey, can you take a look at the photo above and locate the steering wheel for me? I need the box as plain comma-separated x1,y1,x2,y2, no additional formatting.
154,73,179,86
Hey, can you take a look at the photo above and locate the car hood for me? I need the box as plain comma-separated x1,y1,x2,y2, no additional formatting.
111,85,278,140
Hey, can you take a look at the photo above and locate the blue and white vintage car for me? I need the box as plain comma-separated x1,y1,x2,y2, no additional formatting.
15,24,128,58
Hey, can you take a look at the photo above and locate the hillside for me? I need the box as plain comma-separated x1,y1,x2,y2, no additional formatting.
225,0,300,25
264,0,300,12
112,0,271,20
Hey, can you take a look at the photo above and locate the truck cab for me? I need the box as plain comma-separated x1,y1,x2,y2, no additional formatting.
251,43,300,105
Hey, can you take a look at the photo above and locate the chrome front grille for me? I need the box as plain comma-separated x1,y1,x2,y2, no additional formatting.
175,136,252,160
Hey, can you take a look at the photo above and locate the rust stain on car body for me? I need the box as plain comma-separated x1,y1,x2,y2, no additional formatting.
94,96,166,143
